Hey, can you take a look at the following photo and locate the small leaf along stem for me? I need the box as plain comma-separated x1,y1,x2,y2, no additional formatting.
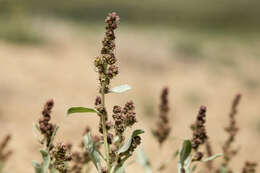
101,78,111,172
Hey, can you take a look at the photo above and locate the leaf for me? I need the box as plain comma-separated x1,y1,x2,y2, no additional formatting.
137,148,152,173
202,153,223,162
32,122,41,142
114,165,125,173
118,129,145,154
110,84,131,93
66,107,98,117
32,161,42,173
220,167,228,173
50,167,59,173
191,165,197,172
179,140,192,166
83,133,102,173
40,149,50,173
48,126,59,150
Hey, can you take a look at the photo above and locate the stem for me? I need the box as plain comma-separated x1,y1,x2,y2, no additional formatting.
101,80,111,172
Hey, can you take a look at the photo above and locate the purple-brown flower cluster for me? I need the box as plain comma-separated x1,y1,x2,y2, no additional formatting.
51,143,72,173
153,87,171,145
94,12,120,93
222,94,241,167
38,99,56,148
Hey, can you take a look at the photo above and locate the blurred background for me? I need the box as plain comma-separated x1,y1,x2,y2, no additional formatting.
0,0,260,172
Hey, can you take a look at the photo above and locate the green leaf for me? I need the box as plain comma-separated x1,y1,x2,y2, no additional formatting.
191,165,197,173
110,84,131,93
32,122,41,142
32,161,42,173
40,149,50,173
118,129,145,154
179,140,192,166
137,148,152,173
50,167,59,173
220,167,228,173
202,153,223,162
114,165,125,173
66,107,98,117
83,133,102,173
48,126,59,150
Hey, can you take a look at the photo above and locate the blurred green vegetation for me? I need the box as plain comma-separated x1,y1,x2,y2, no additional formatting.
1,0,260,28
1,0,260,44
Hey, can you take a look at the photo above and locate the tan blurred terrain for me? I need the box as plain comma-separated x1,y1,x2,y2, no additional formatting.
0,19,260,173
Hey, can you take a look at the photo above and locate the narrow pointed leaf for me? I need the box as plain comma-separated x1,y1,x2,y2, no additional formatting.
40,149,50,173
118,129,144,154
32,161,42,173
110,84,131,93
66,107,98,117
179,140,192,166
114,165,125,173
48,126,59,150
137,148,152,173
32,122,41,142
83,133,102,173
50,167,59,173
202,153,223,162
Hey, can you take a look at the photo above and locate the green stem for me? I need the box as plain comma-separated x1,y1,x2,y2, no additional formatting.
101,81,111,172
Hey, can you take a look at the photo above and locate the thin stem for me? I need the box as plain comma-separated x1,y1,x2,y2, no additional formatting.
101,80,111,172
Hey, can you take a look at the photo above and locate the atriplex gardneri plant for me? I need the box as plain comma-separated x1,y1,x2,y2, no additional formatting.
30,12,257,173
66,12,143,173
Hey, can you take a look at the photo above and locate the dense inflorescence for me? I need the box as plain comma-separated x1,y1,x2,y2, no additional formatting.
191,106,208,151
222,94,241,168
38,99,56,148
152,87,171,145
94,12,120,93
0,134,12,162
51,143,72,173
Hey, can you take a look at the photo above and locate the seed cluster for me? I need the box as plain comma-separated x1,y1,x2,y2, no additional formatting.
0,134,12,162
191,106,208,150
222,94,241,167
242,161,257,173
112,101,137,144
51,143,72,173
94,12,120,93
153,87,171,145
38,99,56,148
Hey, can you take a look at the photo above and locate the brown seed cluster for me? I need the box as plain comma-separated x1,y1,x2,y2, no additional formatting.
51,143,72,173
191,105,208,150
153,87,171,145
222,94,241,167
112,101,137,144
0,134,12,162
94,12,120,93
242,161,257,173
38,99,56,148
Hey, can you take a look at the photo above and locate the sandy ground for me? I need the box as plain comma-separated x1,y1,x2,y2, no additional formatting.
0,21,260,173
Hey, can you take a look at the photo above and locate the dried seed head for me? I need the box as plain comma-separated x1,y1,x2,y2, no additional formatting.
153,87,171,145
39,99,56,148
52,143,72,173
222,94,242,168
191,105,207,150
